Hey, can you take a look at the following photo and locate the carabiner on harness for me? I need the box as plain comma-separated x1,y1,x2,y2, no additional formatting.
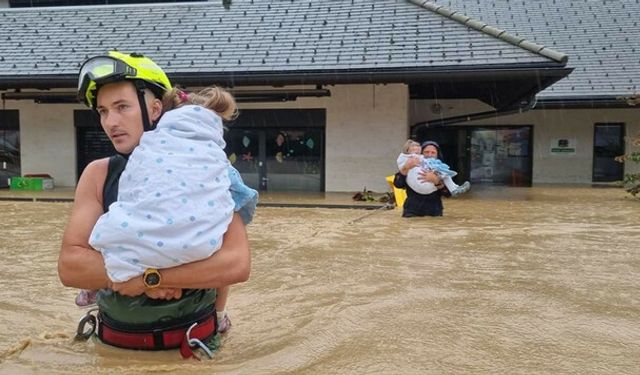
75,308,99,341
184,322,213,359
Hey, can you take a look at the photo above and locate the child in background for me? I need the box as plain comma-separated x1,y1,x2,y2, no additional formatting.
397,139,470,196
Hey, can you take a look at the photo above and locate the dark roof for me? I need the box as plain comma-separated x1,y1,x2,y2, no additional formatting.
0,0,570,109
431,0,640,101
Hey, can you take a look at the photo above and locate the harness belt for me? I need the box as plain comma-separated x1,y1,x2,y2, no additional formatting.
97,310,216,358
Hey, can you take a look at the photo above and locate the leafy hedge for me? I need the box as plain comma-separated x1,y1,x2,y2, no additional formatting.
616,134,640,196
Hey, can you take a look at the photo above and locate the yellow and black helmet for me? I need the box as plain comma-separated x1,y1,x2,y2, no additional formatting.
77,51,171,109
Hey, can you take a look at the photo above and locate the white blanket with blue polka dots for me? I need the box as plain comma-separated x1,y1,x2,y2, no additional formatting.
90,105,244,283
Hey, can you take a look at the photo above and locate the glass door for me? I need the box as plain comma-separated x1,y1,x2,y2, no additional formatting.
470,127,532,186
225,128,262,189
264,128,323,191
225,109,325,192
593,123,624,182
225,127,324,191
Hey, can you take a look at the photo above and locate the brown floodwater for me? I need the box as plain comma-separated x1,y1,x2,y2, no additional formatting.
0,186,639,374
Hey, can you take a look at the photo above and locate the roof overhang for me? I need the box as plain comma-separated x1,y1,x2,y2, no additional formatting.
1,88,332,104
408,65,573,110
0,64,572,110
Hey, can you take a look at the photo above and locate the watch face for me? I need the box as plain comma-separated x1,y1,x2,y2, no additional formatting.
145,272,160,286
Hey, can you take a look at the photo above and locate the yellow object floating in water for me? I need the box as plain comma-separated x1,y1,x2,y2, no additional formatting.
386,175,406,208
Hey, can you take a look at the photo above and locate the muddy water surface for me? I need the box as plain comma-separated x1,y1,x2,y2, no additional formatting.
0,186,639,374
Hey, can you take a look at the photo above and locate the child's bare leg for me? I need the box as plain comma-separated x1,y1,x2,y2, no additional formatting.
75,289,98,307
215,286,232,333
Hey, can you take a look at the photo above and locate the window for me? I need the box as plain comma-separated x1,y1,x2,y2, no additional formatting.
0,111,20,188
74,110,115,181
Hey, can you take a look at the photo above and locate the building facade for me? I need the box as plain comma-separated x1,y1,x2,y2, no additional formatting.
0,0,637,192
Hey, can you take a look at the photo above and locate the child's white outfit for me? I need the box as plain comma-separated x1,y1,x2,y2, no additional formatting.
89,105,257,283
396,153,470,196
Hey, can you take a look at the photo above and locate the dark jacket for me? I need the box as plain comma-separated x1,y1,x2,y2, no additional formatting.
393,172,449,217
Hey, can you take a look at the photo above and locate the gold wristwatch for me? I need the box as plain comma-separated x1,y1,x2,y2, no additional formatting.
143,268,162,289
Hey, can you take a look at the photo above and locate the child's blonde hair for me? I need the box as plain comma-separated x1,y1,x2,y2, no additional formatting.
402,139,421,154
162,86,238,121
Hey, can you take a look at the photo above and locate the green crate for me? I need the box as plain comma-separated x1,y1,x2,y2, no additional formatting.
10,177,44,191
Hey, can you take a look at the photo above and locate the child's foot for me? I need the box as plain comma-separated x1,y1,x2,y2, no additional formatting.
75,289,98,307
452,181,471,196
217,312,232,334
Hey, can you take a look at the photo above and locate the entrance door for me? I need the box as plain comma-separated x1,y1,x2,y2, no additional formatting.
0,110,20,188
469,127,532,186
593,123,624,182
225,109,325,192
225,127,324,191
414,124,532,186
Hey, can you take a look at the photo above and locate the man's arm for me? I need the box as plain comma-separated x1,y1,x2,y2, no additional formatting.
112,213,251,295
58,159,112,290
61,159,250,296
162,213,250,289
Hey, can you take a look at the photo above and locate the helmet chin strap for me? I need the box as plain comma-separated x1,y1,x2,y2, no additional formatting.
133,80,154,132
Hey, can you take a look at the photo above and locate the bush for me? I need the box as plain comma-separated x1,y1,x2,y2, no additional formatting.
616,135,640,196
617,94,640,197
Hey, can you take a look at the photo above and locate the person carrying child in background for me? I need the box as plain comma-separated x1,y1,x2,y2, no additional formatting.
397,139,470,197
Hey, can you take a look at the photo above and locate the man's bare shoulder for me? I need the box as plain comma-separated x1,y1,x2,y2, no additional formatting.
81,157,109,179
75,157,110,201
